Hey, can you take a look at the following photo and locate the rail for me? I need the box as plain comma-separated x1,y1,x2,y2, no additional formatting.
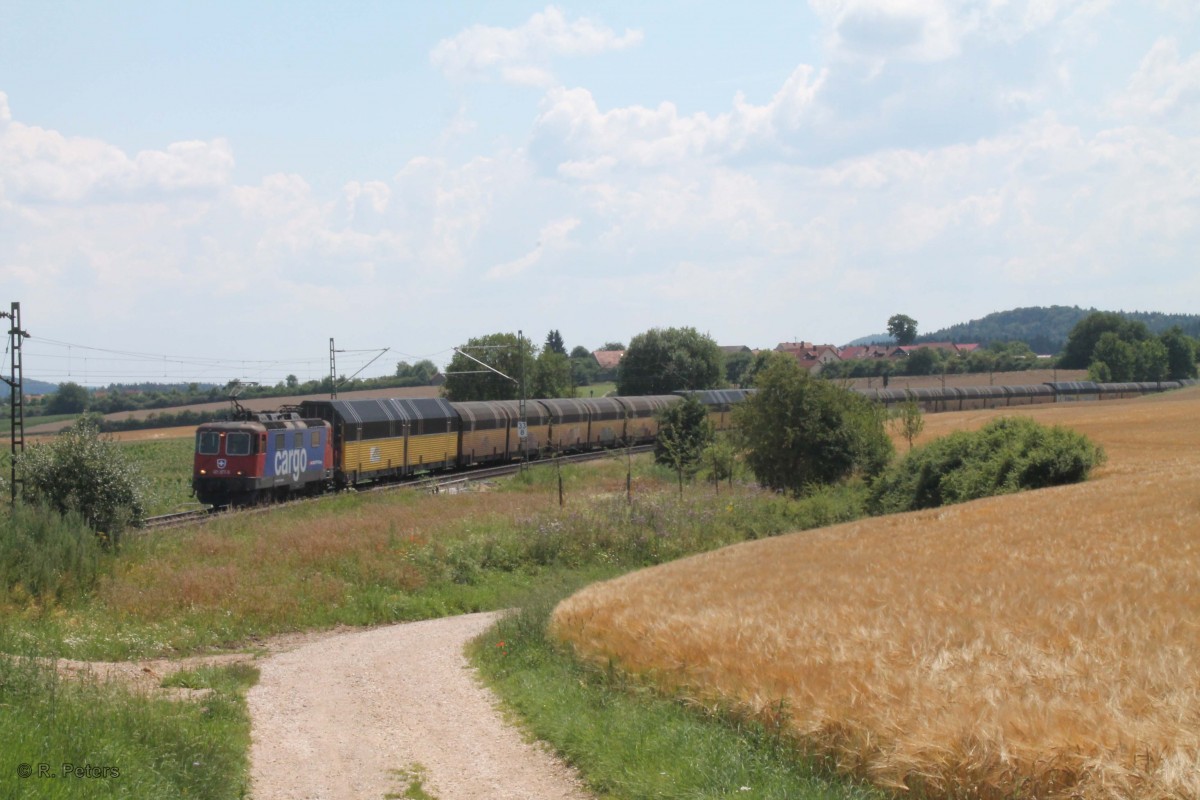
141,445,655,533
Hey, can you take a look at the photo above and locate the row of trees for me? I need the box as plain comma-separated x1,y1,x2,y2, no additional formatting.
441,332,575,402
1060,312,1198,382
442,327,724,402
26,368,445,419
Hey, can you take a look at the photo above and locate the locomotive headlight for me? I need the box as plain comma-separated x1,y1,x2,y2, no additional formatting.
199,469,207,475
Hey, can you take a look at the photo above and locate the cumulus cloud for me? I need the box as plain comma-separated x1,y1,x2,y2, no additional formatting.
1112,37,1200,120
486,216,580,279
809,0,1107,64
533,64,826,170
430,6,642,85
812,0,968,62
0,115,233,203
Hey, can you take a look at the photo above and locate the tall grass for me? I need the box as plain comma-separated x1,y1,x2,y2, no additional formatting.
0,642,253,799
2,455,868,660
0,504,106,605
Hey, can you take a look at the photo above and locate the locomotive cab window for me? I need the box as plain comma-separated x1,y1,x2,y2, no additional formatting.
197,431,221,455
226,432,252,456
311,430,321,448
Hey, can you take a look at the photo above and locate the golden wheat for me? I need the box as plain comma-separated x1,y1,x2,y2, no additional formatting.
552,388,1200,799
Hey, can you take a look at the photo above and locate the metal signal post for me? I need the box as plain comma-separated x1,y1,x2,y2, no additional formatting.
2,302,29,506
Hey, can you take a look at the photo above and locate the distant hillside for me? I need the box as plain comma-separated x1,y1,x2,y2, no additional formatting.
0,378,59,398
849,307,1200,355
844,332,892,347
923,307,1200,354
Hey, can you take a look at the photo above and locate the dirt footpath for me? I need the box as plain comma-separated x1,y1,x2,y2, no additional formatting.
248,612,593,800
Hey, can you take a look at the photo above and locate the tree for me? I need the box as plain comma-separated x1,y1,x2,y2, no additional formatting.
904,347,940,376
544,330,567,356
1087,331,1168,382
1060,312,1150,369
18,417,147,543
887,314,918,346
892,395,925,451
397,359,438,384
1135,338,1169,382
735,356,893,496
569,350,599,387
617,327,722,396
442,332,535,402
47,381,89,414
723,350,755,387
600,342,625,351
531,350,575,398
1160,327,1198,380
654,394,715,494
286,374,299,389
1088,332,1136,381
741,350,782,387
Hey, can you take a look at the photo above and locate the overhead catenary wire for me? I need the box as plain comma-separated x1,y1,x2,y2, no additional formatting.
18,334,457,388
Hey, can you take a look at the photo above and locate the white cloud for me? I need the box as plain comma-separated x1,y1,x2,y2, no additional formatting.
0,113,232,203
1112,37,1200,120
431,6,643,86
486,216,580,280
533,64,826,169
811,0,970,63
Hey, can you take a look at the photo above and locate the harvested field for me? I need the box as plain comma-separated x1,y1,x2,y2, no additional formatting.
552,387,1200,799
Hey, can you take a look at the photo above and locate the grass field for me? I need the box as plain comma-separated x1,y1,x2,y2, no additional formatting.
552,388,1200,799
121,438,199,516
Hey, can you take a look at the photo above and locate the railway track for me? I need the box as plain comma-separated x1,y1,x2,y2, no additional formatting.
141,445,654,532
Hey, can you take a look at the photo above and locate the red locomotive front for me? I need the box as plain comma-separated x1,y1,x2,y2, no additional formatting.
192,422,267,506
192,414,333,507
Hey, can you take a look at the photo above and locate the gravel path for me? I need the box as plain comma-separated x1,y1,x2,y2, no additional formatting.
248,612,594,800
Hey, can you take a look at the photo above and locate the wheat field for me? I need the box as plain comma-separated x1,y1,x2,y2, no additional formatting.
552,388,1200,799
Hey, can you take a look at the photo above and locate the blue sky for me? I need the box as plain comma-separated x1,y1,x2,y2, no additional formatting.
2,1,1197,387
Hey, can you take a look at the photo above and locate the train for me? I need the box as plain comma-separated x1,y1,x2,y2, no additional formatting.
191,391,743,507
191,379,1196,508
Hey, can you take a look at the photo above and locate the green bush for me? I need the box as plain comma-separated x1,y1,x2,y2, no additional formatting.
18,418,147,543
736,354,893,496
868,416,1106,514
655,394,715,487
0,504,105,604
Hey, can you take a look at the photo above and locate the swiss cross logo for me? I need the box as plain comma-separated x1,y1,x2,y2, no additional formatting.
217,459,227,469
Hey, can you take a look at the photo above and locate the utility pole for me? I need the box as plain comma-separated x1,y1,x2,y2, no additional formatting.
518,329,527,469
2,302,29,506
329,338,337,399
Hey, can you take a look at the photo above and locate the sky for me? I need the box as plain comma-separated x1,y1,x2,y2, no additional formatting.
1,1,1198,387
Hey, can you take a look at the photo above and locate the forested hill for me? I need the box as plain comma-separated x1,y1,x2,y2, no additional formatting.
849,307,1200,355
0,378,59,398
922,307,1200,354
